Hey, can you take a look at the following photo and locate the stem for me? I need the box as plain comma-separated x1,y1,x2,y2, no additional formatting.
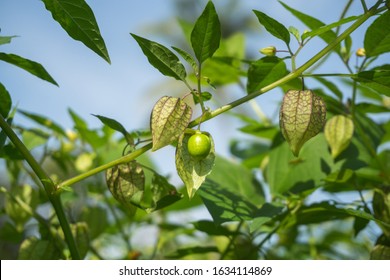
302,73,353,78
220,221,243,260
190,8,379,127
58,142,152,189
0,114,81,259
57,7,382,188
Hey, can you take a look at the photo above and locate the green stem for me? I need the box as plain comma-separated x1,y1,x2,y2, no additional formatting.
0,114,81,259
57,7,382,188
220,221,243,260
58,142,152,189
302,73,353,78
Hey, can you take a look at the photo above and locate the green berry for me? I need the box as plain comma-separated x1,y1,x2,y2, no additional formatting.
187,132,211,159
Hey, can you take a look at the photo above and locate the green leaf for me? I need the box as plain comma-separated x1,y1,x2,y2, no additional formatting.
301,15,359,41
253,10,290,45
172,46,198,73
80,206,108,240
41,0,110,63
313,77,343,100
289,26,300,42
296,202,387,226
192,91,212,105
250,203,284,232
356,102,390,113
247,57,288,94
150,96,192,151
364,11,390,57
0,83,12,118
22,129,49,151
147,172,183,212
192,220,237,236
18,237,63,259
68,108,106,149
201,32,245,86
5,185,39,231
0,35,17,46
166,246,219,259
18,109,66,136
267,134,334,195
198,179,258,224
206,156,265,206
353,65,390,96
0,53,58,85
191,1,221,64
175,132,215,198
131,34,187,81
92,114,133,145
279,1,338,50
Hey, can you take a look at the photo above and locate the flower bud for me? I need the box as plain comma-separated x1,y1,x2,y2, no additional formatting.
356,48,366,57
259,46,276,56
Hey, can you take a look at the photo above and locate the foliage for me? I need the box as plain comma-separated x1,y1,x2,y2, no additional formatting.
1,0,390,260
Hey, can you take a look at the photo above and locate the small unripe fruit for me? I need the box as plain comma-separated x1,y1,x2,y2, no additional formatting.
187,131,211,159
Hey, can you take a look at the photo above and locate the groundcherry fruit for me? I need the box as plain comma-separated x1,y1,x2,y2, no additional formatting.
187,131,211,159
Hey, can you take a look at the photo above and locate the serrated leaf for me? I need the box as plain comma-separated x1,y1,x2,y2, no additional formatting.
175,132,215,198
247,57,288,94
150,96,192,151
106,161,145,211
0,83,12,118
0,53,58,85
18,109,66,136
253,10,290,45
353,65,390,96
131,34,186,81
301,15,359,41
191,1,221,64
41,0,110,63
364,11,390,57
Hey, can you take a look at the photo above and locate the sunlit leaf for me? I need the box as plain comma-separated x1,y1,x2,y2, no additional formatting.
0,53,58,85
364,11,390,57
131,34,187,81
247,57,288,94
191,1,221,64
41,0,110,63
253,10,290,45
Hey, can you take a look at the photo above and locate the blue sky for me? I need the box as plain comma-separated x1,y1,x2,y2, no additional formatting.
0,0,382,164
